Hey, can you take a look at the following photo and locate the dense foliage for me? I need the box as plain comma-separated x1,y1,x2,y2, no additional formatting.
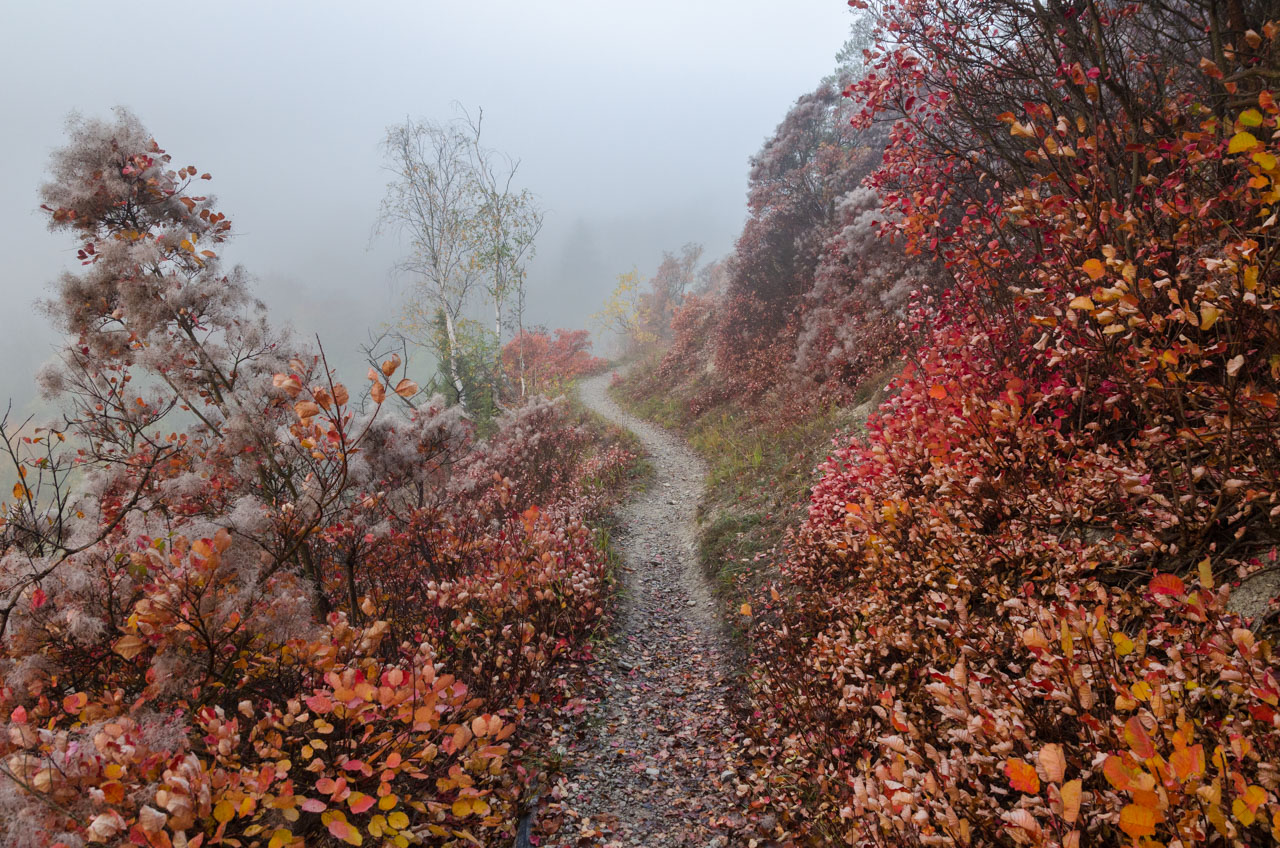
499,328,607,398
0,112,632,848
620,1,1280,845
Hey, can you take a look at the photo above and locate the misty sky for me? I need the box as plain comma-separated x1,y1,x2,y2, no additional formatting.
0,1,854,410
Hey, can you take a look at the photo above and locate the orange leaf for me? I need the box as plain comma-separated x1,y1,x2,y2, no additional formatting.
1170,745,1205,780
928,384,947,400
1125,716,1157,760
1082,258,1105,280
113,634,147,660
1102,754,1146,792
1119,804,1157,838
294,401,320,419
1004,757,1040,794
739,603,752,617
393,379,418,398
1242,784,1267,813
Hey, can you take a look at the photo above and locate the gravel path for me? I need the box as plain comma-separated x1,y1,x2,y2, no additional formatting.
536,371,738,847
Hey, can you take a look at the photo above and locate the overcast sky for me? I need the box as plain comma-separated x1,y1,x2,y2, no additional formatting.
0,0,854,410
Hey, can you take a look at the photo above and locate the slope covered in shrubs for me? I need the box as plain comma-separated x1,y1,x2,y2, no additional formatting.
619,1,1280,845
0,112,637,848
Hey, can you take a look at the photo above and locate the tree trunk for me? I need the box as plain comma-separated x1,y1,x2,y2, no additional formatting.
517,311,527,398
443,310,469,411
492,294,504,411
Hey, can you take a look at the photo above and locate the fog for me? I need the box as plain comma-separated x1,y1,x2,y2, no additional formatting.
0,0,854,410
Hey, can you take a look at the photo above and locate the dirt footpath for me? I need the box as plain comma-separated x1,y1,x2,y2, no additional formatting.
537,371,738,847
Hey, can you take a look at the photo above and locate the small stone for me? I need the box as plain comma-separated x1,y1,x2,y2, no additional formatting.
645,767,660,777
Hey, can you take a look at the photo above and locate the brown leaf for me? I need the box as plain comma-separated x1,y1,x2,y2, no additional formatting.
1038,743,1066,784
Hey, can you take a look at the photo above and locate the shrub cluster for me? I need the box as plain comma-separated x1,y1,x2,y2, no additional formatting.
0,112,633,848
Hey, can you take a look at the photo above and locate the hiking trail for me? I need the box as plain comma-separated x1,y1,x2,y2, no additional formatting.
535,370,740,847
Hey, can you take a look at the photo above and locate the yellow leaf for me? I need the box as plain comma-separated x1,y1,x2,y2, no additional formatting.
387,811,409,829
269,830,294,848
1254,150,1279,170
1234,797,1256,826
1069,296,1095,311
739,603,752,617
214,800,235,824
1060,779,1082,824
1112,632,1135,656
1200,303,1222,330
1240,108,1265,127
1199,557,1214,588
1230,131,1261,153
1082,259,1105,281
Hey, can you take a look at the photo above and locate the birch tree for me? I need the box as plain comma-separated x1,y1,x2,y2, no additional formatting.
462,108,545,403
377,118,482,412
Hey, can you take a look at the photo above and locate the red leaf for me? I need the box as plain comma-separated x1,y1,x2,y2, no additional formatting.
1149,574,1185,596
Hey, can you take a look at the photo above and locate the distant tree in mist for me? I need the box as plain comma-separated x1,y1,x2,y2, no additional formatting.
376,111,544,414
592,268,654,353
459,108,545,404
377,118,483,411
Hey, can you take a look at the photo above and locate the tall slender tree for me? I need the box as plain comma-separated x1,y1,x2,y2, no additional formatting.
461,108,545,404
377,118,483,411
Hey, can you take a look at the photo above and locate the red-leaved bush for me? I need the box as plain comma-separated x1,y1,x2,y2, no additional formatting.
731,1,1280,845
500,329,606,399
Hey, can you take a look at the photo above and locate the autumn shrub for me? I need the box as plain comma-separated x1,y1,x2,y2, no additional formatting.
734,1,1280,845
500,328,606,399
0,111,630,848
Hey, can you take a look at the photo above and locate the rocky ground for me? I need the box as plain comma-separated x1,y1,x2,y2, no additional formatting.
530,371,743,847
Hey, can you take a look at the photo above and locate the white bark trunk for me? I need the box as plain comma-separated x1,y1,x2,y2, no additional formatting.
443,310,468,411
492,296,504,411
